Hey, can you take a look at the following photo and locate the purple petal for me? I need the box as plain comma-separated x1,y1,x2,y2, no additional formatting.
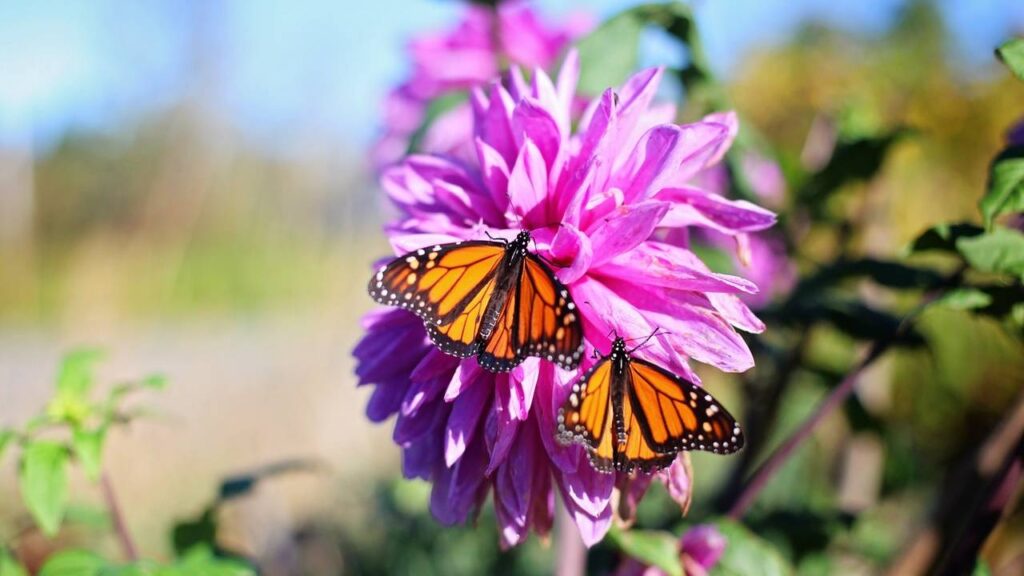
394,397,445,444
430,429,490,526
473,83,518,165
680,525,727,571
550,223,593,284
366,379,408,423
475,137,511,212
616,125,697,204
444,358,485,401
485,375,522,474
508,359,540,421
556,473,613,547
657,454,693,513
533,364,582,473
402,410,444,480
445,374,492,466
587,201,670,267
659,187,777,234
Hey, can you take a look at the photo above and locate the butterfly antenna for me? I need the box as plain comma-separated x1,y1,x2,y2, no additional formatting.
628,328,664,355
483,230,508,245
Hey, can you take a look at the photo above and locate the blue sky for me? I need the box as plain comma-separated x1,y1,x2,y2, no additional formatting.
0,0,1021,151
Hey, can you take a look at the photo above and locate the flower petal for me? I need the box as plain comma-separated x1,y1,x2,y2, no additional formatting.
587,201,670,267
508,138,549,226
444,371,492,466
598,241,758,294
681,525,727,571
659,187,777,234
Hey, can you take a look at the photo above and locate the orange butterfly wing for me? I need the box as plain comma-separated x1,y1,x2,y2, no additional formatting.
515,255,584,370
617,380,676,473
627,358,744,455
369,241,505,325
557,359,615,471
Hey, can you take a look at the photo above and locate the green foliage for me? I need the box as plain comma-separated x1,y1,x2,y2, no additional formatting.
71,428,106,482
575,3,710,98
956,227,1024,279
38,547,253,576
980,146,1024,229
711,520,794,576
0,550,28,576
607,526,683,576
996,38,1024,82
20,441,70,537
907,222,983,254
799,130,907,209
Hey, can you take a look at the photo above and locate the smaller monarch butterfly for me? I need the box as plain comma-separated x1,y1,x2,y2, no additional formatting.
368,230,584,372
557,336,744,473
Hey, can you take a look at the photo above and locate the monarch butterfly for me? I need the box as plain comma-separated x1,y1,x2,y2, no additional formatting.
368,230,584,372
557,337,744,473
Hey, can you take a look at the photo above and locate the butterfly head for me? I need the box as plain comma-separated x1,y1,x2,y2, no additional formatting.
611,337,628,356
512,230,532,248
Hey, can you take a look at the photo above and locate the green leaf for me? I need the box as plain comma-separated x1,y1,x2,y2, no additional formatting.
980,146,1024,229
0,430,15,461
171,547,254,576
57,349,104,398
956,227,1024,279
972,559,993,576
711,519,793,576
72,427,106,481
140,374,167,390
907,222,984,254
996,38,1024,82
576,10,644,95
800,130,906,207
607,527,683,576
936,288,993,310
39,550,107,576
20,440,70,537
0,550,28,576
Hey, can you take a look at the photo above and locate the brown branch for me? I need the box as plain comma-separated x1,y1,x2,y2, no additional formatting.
100,472,138,562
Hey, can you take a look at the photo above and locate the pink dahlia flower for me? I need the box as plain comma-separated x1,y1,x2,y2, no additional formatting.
355,52,776,547
372,1,591,169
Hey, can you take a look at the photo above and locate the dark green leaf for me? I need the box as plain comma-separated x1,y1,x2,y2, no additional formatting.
980,146,1024,229
936,288,992,310
793,258,944,297
218,459,321,501
607,527,683,576
996,38,1024,82
711,519,793,576
907,222,984,254
0,550,28,576
171,508,218,557
39,550,106,576
800,131,906,206
972,559,993,576
20,441,69,536
956,227,1024,279
171,547,254,576
72,427,106,482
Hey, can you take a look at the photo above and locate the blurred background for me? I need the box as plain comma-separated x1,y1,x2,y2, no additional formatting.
1,0,1023,574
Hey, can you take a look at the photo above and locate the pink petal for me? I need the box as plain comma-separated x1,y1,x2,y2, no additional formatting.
388,232,463,255
707,293,766,333
701,111,739,165
587,201,670,267
508,138,549,227
513,97,562,170
548,223,593,284
508,359,540,421
597,241,758,294
659,187,777,234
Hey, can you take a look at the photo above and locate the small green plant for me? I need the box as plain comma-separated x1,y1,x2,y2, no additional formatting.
0,350,254,576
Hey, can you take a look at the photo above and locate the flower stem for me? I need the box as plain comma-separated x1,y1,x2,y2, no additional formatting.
100,472,138,562
727,277,954,520
555,502,586,576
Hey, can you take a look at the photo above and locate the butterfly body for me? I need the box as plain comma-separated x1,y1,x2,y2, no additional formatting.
557,338,744,473
369,231,584,372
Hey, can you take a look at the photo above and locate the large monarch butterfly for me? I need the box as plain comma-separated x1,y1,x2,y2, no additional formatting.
368,230,584,372
557,337,744,473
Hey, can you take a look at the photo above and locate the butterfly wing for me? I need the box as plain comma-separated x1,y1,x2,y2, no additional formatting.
368,241,506,326
615,366,677,472
514,255,584,370
626,358,744,456
557,359,616,472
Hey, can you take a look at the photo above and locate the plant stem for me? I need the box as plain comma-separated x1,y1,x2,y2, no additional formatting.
727,338,888,520
100,472,138,562
555,502,586,576
726,272,957,520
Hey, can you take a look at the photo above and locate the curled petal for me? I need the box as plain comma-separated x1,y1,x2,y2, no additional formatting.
556,474,613,547
615,473,653,528
544,223,593,284
508,138,549,226
659,187,777,235
700,111,739,166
